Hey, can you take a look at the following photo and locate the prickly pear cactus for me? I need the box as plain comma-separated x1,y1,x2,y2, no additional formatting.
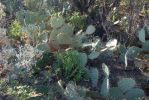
48,15,77,50
56,32,72,45
50,16,65,28
90,68,99,87
142,41,149,51
59,24,74,36
49,29,60,50
100,63,110,97
118,78,136,93
109,78,145,100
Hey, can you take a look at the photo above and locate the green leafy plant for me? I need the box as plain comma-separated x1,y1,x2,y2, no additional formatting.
67,12,87,29
8,20,23,39
55,49,88,82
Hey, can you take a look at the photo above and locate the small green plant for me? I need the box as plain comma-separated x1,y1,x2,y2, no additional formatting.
8,20,23,39
55,49,88,82
67,12,87,30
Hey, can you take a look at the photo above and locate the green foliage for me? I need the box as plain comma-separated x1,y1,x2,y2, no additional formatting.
55,49,88,82
8,20,23,39
67,12,87,29
1,1,148,99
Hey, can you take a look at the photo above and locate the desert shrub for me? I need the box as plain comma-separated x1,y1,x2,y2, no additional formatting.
8,20,23,39
66,12,87,30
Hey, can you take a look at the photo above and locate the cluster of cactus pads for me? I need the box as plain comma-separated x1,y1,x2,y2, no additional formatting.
48,14,96,51
124,27,149,67
49,14,75,51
